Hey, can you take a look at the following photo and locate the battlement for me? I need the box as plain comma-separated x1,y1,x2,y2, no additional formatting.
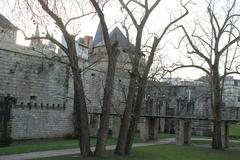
14,102,66,111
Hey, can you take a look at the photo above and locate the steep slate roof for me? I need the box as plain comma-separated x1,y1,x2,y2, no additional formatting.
109,27,130,49
93,23,131,49
93,23,103,47
0,13,18,30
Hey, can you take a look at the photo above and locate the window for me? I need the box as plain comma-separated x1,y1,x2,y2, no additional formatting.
90,115,98,128
234,81,238,86
30,96,37,101
238,96,240,102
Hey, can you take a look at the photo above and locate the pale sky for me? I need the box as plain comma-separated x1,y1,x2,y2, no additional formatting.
1,0,240,80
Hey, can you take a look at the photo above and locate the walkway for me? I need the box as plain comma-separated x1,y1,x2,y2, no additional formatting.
0,138,174,160
192,138,240,143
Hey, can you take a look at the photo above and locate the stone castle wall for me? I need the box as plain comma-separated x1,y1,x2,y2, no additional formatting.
82,65,129,136
11,104,73,139
0,42,130,140
0,42,74,140
0,26,17,44
0,42,70,104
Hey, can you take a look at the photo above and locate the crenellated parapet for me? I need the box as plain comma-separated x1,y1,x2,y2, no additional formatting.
14,102,66,111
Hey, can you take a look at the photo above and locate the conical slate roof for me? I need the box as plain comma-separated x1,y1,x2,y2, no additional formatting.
93,23,103,47
93,23,131,49
0,13,18,30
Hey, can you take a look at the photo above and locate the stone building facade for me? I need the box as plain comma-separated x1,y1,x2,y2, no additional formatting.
0,15,132,140
0,41,74,139
223,76,240,108
0,39,131,140
144,80,212,135
145,77,240,136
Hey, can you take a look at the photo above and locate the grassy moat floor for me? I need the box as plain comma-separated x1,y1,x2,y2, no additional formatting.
35,144,240,160
0,133,175,155
1,133,240,155
0,124,240,159
229,123,240,137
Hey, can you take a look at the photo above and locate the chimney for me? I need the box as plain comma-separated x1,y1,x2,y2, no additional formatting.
84,36,93,53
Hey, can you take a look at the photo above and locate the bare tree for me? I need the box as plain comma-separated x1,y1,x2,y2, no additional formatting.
15,0,94,156
114,0,162,155
115,0,188,155
90,0,120,156
125,4,188,154
170,0,240,149
16,0,120,156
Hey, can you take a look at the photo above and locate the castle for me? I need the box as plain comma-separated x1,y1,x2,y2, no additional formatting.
0,14,134,140
0,14,239,142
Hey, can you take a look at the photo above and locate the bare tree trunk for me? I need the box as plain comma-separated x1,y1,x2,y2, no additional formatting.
125,37,160,154
115,42,150,156
90,0,120,156
211,67,223,149
125,79,146,154
115,0,187,156
73,75,92,156
95,47,119,156
68,38,92,156
115,0,162,155
115,61,140,155
114,27,144,156
212,119,222,149
114,0,186,153
73,91,79,138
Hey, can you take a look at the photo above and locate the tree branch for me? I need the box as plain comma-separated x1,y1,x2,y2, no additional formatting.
119,0,139,28
179,25,211,65
168,64,210,75
65,11,95,28
219,36,240,55
37,0,70,38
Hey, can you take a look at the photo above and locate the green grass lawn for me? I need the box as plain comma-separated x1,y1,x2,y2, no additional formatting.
1,132,239,156
1,132,240,157
157,132,175,139
0,138,116,155
0,133,175,155
229,124,240,137
35,144,240,160
192,139,240,148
